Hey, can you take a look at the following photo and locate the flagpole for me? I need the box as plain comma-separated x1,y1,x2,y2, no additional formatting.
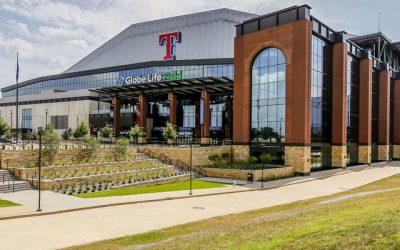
16,52,19,139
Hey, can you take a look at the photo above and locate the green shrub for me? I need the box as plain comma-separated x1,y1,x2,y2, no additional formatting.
100,123,112,139
31,131,38,140
73,121,89,139
129,124,145,138
42,124,60,164
162,122,177,140
246,156,258,164
221,152,231,163
208,153,224,165
259,153,278,164
81,135,100,158
114,138,129,160
0,117,11,138
62,128,73,140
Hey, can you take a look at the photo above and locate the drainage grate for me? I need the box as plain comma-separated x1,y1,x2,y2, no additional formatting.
192,206,205,210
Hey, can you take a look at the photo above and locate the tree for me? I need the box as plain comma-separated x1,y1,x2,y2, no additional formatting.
81,135,100,159
73,121,89,139
42,124,60,164
31,131,38,140
129,124,142,138
114,138,129,160
162,122,177,141
100,123,112,139
0,117,11,137
62,128,73,140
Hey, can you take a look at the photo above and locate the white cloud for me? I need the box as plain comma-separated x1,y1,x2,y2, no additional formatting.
0,0,398,89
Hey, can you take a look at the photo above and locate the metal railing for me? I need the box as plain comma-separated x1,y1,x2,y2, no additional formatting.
137,147,205,178
1,171,15,193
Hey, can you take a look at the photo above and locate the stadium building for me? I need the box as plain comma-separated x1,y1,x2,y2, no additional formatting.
1,5,400,174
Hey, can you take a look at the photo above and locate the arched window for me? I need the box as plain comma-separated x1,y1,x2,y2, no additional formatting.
251,48,286,143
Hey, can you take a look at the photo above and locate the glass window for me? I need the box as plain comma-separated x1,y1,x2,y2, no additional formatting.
311,35,332,142
22,108,32,129
251,48,286,144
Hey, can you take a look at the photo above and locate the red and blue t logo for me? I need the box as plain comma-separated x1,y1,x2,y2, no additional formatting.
159,31,182,61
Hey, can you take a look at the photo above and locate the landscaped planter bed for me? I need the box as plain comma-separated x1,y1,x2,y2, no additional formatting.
13,158,160,180
31,166,183,190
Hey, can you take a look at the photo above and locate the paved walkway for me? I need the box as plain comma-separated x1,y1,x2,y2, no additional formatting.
0,186,251,218
0,163,384,218
201,162,392,189
0,166,399,250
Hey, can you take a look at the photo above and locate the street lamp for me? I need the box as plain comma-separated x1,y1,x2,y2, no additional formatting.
37,127,43,212
261,168,264,188
45,109,48,126
10,110,13,135
189,139,193,195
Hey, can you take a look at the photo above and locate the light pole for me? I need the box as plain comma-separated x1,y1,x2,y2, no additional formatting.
10,110,13,137
261,168,264,188
37,127,43,212
45,109,48,126
189,139,193,195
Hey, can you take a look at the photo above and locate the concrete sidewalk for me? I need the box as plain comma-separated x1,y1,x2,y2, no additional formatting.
0,185,251,218
0,163,395,219
0,166,399,250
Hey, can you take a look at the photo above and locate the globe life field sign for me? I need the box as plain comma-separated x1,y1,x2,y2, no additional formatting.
116,71,182,86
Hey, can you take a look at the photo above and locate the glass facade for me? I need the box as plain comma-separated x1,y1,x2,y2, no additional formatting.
390,78,394,144
310,35,332,169
181,100,196,128
311,35,332,143
251,48,286,143
3,64,234,98
371,69,379,161
21,108,32,129
346,55,360,142
250,47,286,165
210,103,223,129
371,69,379,143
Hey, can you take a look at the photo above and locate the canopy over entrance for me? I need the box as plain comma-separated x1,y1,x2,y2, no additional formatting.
90,76,233,101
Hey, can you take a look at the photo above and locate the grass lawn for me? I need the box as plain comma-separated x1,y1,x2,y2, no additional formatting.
0,200,19,207
66,174,400,250
74,180,225,198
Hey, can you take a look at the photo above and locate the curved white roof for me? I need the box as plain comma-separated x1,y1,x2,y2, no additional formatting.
65,8,257,73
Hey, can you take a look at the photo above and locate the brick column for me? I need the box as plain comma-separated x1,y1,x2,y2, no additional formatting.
358,58,372,164
112,98,121,137
331,43,347,168
283,21,312,175
378,69,391,161
393,79,400,158
200,90,210,144
168,93,177,125
138,95,148,135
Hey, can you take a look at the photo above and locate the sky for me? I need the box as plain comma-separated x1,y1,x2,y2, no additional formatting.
0,0,399,89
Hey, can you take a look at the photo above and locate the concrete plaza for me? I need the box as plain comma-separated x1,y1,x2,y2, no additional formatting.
0,165,399,250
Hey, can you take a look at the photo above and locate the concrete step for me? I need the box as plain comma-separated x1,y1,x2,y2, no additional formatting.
0,181,34,193
0,173,18,182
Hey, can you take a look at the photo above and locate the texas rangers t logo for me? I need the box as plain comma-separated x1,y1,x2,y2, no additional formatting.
159,31,182,61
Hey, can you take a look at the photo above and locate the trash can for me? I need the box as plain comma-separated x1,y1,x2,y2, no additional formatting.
247,171,253,184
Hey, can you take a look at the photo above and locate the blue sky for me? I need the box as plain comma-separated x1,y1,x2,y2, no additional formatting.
0,0,399,89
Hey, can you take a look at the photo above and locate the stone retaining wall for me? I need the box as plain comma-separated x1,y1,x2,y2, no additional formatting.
202,166,294,181
0,148,138,169
141,145,249,167
13,159,158,181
